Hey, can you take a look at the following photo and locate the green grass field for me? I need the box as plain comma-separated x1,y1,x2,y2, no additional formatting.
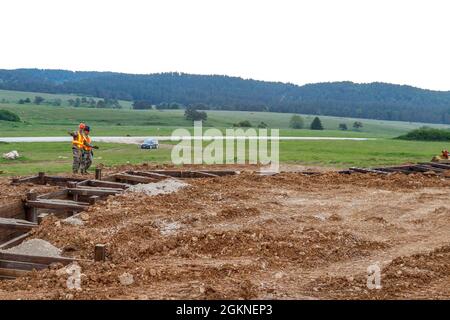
1,89,449,176
0,139,447,176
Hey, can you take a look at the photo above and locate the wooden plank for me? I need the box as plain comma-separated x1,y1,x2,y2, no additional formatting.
125,171,172,180
0,252,75,265
0,232,30,250
11,175,39,184
0,218,37,231
349,167,388,174
414,165,445,173
144,169,238,178
197,170,238,176
37,189,68,200
407,165,434,173
192,171,220,178
145,170,182,177
44,176,86,182
43,176,86,186
373,167,412,174
420,162,450,170
298,171,321,175
67,188,121,197
112,173,157,184
0,267,30,278
26,200,89,212
71,185,124,192
0,259,48,271
83,180,130,189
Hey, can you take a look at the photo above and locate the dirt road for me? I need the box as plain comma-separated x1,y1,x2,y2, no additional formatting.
0,167,449,299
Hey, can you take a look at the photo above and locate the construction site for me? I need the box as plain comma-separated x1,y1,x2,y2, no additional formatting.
0,161,449,300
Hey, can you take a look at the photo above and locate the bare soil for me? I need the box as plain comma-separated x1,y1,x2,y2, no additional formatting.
0,165,449,300
0,178,58,206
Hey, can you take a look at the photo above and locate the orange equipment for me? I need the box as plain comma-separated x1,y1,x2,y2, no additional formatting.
442,149,449,159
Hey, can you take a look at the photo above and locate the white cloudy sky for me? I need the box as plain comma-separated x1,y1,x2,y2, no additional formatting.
1,0,449,90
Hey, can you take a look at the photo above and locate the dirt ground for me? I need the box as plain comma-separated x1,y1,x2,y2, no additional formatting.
0,180,58,206
0,165,449,300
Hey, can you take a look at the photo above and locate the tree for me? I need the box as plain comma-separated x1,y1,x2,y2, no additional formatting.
18,99,25,104
339,123,348,130
184,106,207,121
3,69,450,124
290,115,304,129
0,109,21,122
310,117,324,130
34,96,45,105
353,121,363,130
96,100,106,108
24,98,31,103
132,100,153,110
257,121,268,128
233,120,252,127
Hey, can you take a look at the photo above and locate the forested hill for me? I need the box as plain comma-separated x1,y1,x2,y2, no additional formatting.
1,68,450,124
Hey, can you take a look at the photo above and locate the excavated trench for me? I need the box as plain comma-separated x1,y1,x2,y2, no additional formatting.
0,169,239,279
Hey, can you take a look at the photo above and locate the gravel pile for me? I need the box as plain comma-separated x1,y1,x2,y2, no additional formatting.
127,179,188,196
1,239,62,257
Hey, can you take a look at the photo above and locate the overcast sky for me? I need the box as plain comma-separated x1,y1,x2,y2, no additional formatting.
1,0,449,90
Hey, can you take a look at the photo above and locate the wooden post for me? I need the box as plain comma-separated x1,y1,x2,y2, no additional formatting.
67,182,79,202
88,195,99,205
38,172,45,185
94,244,106,262
95,168,102,180
67,181,77,188
26,192,38,223
37,213,49,224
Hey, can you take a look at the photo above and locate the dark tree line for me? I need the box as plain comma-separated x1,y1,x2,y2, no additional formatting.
1,69,450,124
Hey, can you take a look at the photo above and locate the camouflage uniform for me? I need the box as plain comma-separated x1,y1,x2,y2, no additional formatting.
81,150,93,174
71,130,85,174
80,133,93,174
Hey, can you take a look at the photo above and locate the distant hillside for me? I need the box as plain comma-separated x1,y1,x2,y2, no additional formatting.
1,68,450,124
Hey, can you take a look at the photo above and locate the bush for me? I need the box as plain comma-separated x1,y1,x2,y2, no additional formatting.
257,121,268,128
132,100,153,110
397,127,450,141
0,109,21,122
310,117,324,130
339,123,348,130
289,115,304,129
185,107,207,121
233,120,252,127
34,96,45,105
353,121,363,130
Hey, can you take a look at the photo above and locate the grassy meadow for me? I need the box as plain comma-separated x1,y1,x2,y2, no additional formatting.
1,89,449,175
